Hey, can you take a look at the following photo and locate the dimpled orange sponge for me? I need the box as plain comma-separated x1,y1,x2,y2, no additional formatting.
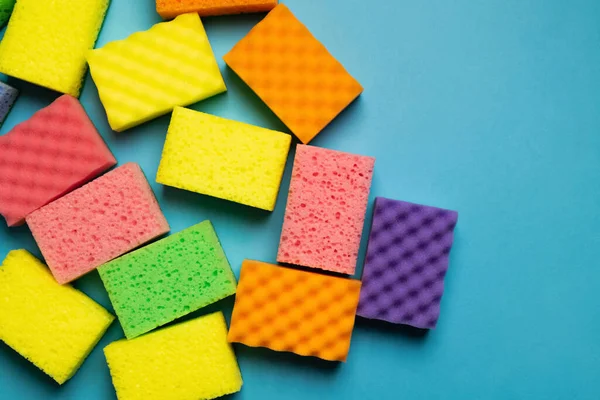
228,260,362,362
157,0,278,19
224,4,363,144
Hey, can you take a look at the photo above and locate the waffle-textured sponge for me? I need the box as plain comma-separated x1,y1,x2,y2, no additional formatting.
0,250,114,384
0,0,109,96
277,145,374,275
157,107,291,211
98,220,237,339
157,0,278,19
0,0,15,28
27,163,170,284
357,198,458,329
87,13,226,132
224,4,363,144
0,95,116,227
0,81,18,128
104,312,243,400
228,260,362,362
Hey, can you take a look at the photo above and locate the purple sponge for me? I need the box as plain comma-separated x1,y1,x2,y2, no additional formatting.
357,197,458,329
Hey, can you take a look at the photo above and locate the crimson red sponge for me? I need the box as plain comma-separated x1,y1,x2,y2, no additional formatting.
27,163,170,284
0,95,116,227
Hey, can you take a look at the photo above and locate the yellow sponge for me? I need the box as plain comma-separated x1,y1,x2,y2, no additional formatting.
0,250,114,384
0,0,109,97
157,107,291,211
87,13,226,132
104,312,243,400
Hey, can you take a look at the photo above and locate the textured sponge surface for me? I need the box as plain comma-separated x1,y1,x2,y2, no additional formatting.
157,0,278,19
0,0,15,29
87,13,226,132
0,250,114,384
277,145,374,275
104,312,243,400
357,198,458,329
98,220,237,339
26,163,170,284
0,81,18,128
157,107,291,211
0,0,109,96
228,260,362,362
0,95,116,227
224,4,363,144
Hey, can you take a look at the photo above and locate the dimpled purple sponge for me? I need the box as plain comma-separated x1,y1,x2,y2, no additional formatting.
0,81,18,128
357,197,458,329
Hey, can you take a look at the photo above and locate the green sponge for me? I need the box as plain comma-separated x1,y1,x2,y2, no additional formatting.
98,221,237,339
0,0,15,28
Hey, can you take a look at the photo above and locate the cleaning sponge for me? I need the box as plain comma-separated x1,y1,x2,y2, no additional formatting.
26,163,170,284
0,95,116,227
277,145,375,275
224,4,363,144
0,81,18,128
98,220,237,339
157,107,291,211
157,0,278,19
0,0,15,29
87,13,226,132
104,312,243,400
0,250,114,384
228,260,362,362
0,0,109,96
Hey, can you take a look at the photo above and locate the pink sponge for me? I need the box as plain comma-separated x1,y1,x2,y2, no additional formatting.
0,95,116,227
277,145,374,275
27,163,170,284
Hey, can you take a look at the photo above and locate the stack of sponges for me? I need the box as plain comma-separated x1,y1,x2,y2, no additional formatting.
157,0,278,19
0,81,18,128
0,0,110,96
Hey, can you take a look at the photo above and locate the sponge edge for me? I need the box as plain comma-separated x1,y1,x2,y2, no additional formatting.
157,0,278,19
104,312,243,400
0,0,110,96
0,81,18,128
0,250,114,384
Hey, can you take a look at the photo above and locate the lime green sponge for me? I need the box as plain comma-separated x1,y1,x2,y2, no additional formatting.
0,250,114,384
0,0,109,97
98,221,237,339
104,312,242,400
157,107,292,211
0,0,15,28
87,13,226,132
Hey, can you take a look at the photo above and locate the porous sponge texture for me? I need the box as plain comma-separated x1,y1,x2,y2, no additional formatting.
0,250,114,384
26,163,170,284
0,0,15,28
357,198,458,329
224,4,363,144
277,145,375,275
157,107,291,211
104,312,243,400
157,0,278,19
98,220,237,339
0,95,116,227
0,81,18,128
87,13,226,132
0,0,109,96
228,260,362,362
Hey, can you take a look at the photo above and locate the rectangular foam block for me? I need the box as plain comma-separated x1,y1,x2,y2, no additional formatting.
157,107,291,211
0,95,116,227
87,13,226,132
104,312,242,400
277,145,375,275
229,260,361,362
157,0,278,19
357,198,458,329
0,250,114,384
0,80,18,128
0,0,15,28
98,220,237,339
0,0,109,96
224,4,363,144
26,163,170,284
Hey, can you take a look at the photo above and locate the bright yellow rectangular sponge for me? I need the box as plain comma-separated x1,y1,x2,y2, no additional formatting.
104,311,243,400
157,107,292,211
0,250,114,384
0,0,109,97
87,13,226,132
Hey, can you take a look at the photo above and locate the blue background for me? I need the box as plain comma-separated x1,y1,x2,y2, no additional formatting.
1,0,600,398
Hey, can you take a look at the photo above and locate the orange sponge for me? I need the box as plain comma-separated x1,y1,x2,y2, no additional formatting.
157,0,278,19
224,4,363,144
228,260,361,362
